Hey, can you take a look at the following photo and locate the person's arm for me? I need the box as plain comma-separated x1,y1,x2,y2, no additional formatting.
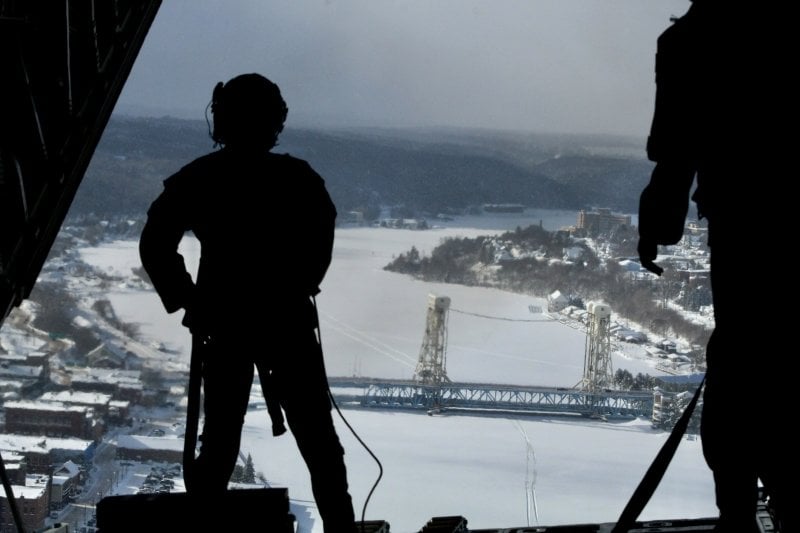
637,14,699,276
139,180,196,315
638,162,696,276
303,162,337,295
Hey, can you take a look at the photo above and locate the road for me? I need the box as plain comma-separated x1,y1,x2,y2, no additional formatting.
48,438,120,532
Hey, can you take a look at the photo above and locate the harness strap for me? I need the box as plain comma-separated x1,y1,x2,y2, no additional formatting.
611,375,706,533
183,334,207,490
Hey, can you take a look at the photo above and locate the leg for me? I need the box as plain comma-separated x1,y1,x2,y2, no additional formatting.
272,328,357,533
193,335,254,493
703,240,760,532
753,340,795,532
701,333,759,532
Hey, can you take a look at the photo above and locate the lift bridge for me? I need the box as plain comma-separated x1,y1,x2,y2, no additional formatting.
329,295,654,419
330,379,654,418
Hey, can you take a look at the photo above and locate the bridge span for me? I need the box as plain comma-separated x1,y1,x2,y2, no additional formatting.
327,377,654,418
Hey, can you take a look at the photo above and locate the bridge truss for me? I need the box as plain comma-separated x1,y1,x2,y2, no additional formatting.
341,380,653,418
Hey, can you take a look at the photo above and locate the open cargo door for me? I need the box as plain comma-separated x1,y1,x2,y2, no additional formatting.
0,0,162,327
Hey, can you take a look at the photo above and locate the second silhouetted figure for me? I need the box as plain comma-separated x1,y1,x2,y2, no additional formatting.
638,2,793,532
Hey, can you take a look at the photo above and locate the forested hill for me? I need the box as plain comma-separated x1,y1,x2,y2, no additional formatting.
71,115,653,218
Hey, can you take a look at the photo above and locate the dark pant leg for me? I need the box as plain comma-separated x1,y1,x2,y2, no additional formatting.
701,237,795,532
193,336,254,493
751,339,795,532
701,332,759,529
269,328,357,533
703,240,760,529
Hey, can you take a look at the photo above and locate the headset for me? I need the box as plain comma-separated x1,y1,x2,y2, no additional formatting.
212,80,225,112
205,81,226,147
205,75,288,149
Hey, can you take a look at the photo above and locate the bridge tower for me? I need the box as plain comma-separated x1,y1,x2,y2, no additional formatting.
576,301,614,392
413,294,452,385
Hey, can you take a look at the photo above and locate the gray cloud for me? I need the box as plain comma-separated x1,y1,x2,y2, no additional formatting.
116,0,689,137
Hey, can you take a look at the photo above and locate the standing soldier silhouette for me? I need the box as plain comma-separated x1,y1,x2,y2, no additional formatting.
139,73,358,533
637,2,793,532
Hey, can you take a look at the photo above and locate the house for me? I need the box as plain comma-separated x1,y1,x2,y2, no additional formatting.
615,329,647,344
86,343,140,369
655,339,678,353
0,356,45,396
618,259,643,272
547,290,569,312
342,210,366,225
108,400,131,423
563,246,584,262
50,460,82,509
494,247,513,263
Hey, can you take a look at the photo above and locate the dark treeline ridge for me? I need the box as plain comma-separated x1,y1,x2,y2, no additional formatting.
72,115,653,219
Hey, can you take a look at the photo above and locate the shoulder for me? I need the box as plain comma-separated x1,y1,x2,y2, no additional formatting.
654,8,713,83
658,3,722,53
165,150,225,181
268,152,319,174
269,152,335,213
267,152,327,186
164,151,225,188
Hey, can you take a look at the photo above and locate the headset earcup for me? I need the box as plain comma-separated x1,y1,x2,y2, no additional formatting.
211,81,225,143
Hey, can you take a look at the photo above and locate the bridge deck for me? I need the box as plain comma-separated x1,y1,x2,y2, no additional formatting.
328,378,654,418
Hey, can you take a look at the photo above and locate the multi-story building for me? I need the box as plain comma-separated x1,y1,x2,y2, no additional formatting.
0,474,50,533
576,208,632,235
115,435,183,464
39,390,113,419
3,401,101,441
0,434,93,475
66,367,143,404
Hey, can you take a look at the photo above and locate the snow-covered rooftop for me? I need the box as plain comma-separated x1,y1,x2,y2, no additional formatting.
39,390,113,406
115,434,184,451
0,433,93,453
3,400,90,413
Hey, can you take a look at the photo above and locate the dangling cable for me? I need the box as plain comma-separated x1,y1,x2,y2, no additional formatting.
312,295,383,532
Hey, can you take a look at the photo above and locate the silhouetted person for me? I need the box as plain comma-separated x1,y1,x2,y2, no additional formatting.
139,73,357,533
638,2,793,532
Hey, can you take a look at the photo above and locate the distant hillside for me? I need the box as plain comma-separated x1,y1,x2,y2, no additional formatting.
71,115,652,218
532,154,654,212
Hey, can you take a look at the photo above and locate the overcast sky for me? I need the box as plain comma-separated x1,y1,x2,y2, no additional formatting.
115,0,690,138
